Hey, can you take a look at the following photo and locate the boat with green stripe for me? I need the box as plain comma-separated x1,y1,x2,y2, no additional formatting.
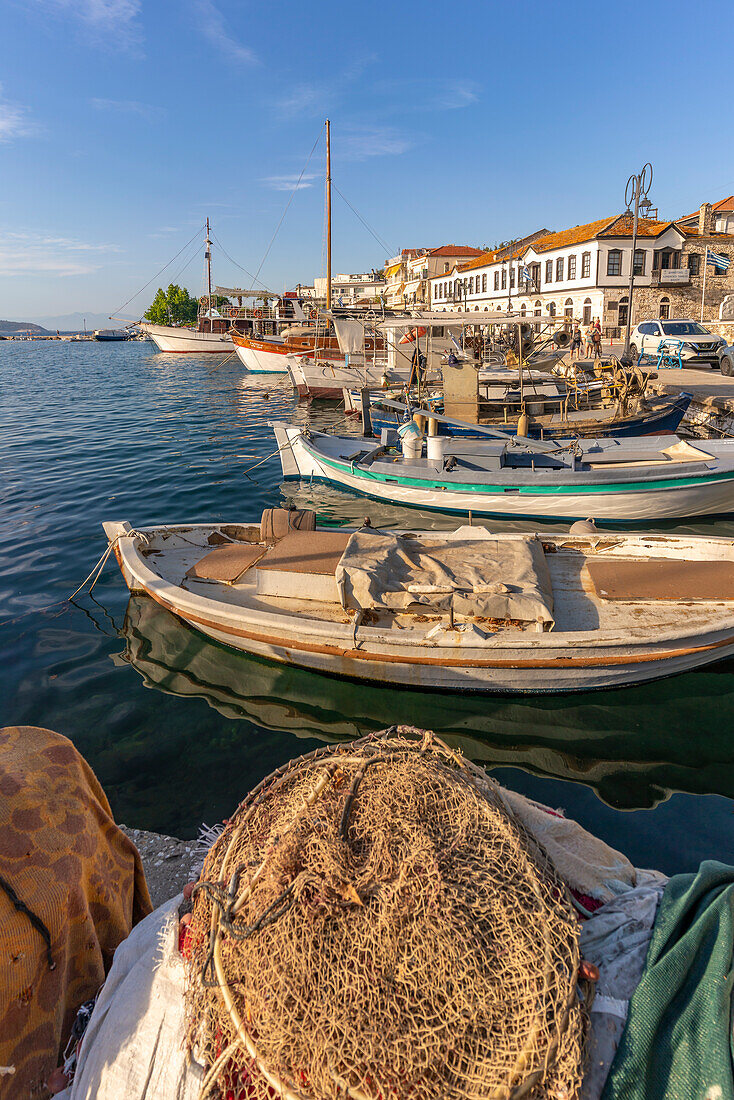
271,422,734,521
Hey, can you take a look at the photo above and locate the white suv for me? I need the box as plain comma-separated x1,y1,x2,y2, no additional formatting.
629,319,726,365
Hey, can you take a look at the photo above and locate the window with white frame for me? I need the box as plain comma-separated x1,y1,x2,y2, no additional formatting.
482,273,487,292
633,249,645,276
564,298,573,318
494,271,499,290
545,259,553,283
501,268,507,290
568,255,577,280
556,257,564,281
582,252,591,278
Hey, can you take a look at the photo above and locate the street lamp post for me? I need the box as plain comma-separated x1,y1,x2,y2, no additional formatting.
621,163,653,365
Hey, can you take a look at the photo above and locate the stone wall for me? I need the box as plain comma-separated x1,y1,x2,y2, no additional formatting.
604,237,734,327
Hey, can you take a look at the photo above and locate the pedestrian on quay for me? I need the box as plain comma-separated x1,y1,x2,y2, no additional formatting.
570,323,582,360
583,322,595,359
592,319,602,359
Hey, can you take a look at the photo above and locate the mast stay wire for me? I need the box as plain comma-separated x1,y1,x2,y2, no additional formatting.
210,232,274,295
330,181,397,259
246,126,324,298
109,222,206,319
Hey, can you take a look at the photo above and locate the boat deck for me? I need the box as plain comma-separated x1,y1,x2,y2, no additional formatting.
140,528,734,642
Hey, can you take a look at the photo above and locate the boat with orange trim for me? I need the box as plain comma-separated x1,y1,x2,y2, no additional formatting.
103,510,734,693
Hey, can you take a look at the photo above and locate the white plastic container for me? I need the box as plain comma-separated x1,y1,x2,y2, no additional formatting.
426,435,445,464
397,420,424,461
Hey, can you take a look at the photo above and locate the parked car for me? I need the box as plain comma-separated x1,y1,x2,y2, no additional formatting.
719,343,734,376
629,319,726,365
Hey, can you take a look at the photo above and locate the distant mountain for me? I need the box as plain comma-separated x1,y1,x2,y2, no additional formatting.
0,319,52,334
28,311,138,333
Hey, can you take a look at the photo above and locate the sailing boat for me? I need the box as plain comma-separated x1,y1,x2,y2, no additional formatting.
139,219,233,353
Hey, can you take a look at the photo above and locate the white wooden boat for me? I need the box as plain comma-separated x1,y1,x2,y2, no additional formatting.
271,422,734,521
138,322,233,354
104,514,734,693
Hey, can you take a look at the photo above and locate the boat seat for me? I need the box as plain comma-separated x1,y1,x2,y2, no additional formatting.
586,558,734,601
186,543,267,584
256,530,352,601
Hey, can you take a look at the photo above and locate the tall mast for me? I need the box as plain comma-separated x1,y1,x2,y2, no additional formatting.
325,119,332,311
205,217,213,332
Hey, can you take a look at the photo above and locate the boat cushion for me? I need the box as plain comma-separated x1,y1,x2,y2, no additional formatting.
587,558,734,601
186,543,266,583
335,527,554,627
256,530,352,576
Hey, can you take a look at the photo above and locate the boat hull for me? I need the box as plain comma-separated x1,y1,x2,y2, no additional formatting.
106,521,734,694
288,358,422,400
272,424,734,522
232,338,296,374
363,394,691,440
140,322,233,353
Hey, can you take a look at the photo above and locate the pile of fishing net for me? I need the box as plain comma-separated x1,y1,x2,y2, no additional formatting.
184,728,588,1100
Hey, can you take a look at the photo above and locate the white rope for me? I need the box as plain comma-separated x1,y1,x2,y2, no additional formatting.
68,531,149,601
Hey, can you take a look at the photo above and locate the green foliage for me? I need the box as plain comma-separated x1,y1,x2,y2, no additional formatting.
144,284,200,326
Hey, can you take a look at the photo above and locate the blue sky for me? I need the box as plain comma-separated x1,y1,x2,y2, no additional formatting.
1,0,732,320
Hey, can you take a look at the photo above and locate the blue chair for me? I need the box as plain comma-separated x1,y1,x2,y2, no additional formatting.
655,338,685,370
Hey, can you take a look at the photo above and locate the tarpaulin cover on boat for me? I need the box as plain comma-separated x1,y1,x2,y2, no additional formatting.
602,860,734,1100
331,316,365,354
335,527,555,626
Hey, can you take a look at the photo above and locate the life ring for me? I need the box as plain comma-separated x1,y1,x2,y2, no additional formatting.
309,308,318,319
398,326,427,345
254,308,263,319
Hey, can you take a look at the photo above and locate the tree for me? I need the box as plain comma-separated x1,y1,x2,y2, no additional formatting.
144,284,200,326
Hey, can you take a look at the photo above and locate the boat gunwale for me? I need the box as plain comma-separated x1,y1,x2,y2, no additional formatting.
108,523,734,665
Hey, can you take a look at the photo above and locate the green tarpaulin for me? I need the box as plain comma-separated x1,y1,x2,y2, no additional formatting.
602,860,734,1100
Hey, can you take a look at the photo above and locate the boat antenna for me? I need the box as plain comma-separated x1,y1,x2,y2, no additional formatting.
205,217,213,333
325,119,332,311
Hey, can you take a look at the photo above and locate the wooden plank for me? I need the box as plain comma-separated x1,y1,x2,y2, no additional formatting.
587,558,734,601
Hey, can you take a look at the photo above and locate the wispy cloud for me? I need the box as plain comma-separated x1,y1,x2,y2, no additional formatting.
149,225,183,238
0,85,34,143
262,173,318,192
340,127,412,161
30,0,143,52
433,80,480,109
191,0,257,64
90,97,167,122
0,232,120,277
276,54,377,118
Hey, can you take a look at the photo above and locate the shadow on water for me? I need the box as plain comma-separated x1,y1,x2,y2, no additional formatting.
119,595,734,815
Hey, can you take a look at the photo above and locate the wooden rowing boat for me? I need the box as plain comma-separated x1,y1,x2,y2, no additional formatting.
104,513,734,693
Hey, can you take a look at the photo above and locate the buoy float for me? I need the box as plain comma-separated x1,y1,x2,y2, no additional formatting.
517,410,529,437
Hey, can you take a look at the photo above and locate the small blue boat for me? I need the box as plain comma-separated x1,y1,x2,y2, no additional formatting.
355,391,692,440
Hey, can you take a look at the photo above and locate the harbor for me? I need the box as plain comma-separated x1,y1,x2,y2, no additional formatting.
4,0,734,1090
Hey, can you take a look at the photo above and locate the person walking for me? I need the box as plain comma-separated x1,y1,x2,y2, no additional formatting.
591,319,602,360
583,322,594,359
570,323,582,360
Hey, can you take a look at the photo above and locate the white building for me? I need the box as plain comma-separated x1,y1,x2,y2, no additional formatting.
312,271,385,306
430,209,734,331
384,246,484,308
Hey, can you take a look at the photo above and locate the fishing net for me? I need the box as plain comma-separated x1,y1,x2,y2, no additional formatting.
184,727,587,1100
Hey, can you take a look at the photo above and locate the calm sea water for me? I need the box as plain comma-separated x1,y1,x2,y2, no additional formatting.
2,339,734,875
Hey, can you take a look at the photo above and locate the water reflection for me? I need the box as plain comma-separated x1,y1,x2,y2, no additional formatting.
118,595,734,812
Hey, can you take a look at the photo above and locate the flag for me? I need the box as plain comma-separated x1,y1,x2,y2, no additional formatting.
706,248,731,272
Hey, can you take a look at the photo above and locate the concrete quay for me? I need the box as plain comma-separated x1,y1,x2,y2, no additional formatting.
650,365,734,437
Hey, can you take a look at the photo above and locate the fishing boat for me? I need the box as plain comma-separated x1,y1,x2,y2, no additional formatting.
271,421,734,521
137,219,238,354
94,328,129,342
231,322,383,376
103,512,734,692
351,389,692,440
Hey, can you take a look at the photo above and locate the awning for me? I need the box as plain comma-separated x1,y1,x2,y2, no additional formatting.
214,286,280,299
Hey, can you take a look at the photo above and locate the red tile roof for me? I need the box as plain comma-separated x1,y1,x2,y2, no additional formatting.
428,245,485,258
